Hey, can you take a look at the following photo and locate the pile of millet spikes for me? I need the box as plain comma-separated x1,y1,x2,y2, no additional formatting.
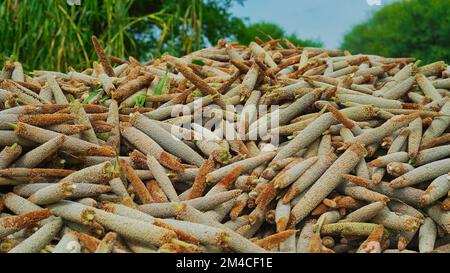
0,36,449,253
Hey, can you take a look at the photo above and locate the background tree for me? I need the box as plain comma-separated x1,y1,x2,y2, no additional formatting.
341,0,450,64
235,21,322,48
128,0,247,58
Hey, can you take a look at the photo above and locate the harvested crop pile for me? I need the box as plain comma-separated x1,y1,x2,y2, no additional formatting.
0,36,449,253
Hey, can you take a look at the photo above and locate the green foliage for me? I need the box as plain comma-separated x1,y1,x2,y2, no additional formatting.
0,0,244,70
97,132,110,142
236,22,284,45
235,22,323,47
128,0,248,57
99,94,110,103
192,89,203,97
0,0,214,70
0,0,322,71
201,0,245,45
191,59,206,66
135,71,168,107
153,72,169,96
341,0,450,64
135,93,147,108
128,0,205,58
0,0,170,71
83,88,100,104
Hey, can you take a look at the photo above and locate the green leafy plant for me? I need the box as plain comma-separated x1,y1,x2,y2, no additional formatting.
192,89,203,97
96,132,110,142
82,88,101,104
154,71,169,95
99,95,110,103
135,71,169,107
191,59,205,66
134,93,146,107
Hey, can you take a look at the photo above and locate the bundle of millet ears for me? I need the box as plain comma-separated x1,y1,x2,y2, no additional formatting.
0,36,449,253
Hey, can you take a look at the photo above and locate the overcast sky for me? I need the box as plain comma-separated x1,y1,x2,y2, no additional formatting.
231,0,399,49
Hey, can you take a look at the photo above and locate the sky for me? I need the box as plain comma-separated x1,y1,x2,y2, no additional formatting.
231,0,399,49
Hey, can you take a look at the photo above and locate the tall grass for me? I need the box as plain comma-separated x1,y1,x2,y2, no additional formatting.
0,0,203,71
